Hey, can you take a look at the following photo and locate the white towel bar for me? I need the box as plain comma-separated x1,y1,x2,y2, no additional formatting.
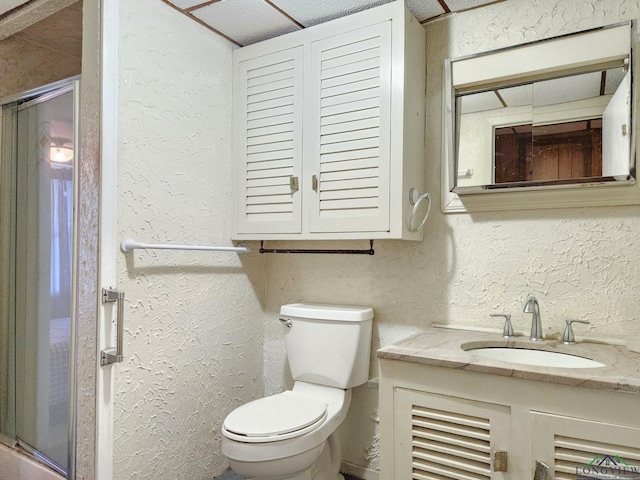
121,238,249,253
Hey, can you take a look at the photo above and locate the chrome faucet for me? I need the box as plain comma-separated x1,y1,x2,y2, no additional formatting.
523,295,543,340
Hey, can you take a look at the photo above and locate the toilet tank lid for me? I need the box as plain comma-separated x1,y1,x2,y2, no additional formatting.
280,303,374,322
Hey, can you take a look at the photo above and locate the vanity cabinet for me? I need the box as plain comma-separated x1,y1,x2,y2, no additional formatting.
379,359,640,479
231,1,425,241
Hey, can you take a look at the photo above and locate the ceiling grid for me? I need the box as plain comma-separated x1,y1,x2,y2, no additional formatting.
161,0,504,47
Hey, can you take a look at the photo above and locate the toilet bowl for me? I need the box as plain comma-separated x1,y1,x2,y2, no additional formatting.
220,303,374,480
222,382,351,480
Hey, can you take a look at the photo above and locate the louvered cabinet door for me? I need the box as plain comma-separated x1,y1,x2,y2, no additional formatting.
305,22,392,234
395,388,512,480
234,47,304,234
530,411,640,480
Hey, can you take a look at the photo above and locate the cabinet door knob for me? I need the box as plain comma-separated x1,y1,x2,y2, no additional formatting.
290,176,299,192
493,450,508,472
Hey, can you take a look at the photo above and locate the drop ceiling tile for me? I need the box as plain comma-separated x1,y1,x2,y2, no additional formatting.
270,0,391,27
604,67,626,95
498,84,533,108
444,0,503,12
404,0,446,22
165,0,208,8
459,91,502,114
192,0,301,46
533,72,601,107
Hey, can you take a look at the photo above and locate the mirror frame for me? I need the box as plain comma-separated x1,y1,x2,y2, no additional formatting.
442,22,640,213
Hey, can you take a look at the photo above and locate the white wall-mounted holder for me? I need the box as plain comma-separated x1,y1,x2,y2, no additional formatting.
408,188,431,232
120,238,249,253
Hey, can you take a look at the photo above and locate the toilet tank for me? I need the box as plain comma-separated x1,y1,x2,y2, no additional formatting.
279,303,373,389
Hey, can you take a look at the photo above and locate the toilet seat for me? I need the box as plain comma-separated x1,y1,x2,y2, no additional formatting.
223,391,327,443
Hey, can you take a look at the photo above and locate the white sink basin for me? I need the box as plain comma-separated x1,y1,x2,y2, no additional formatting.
465,347,605,369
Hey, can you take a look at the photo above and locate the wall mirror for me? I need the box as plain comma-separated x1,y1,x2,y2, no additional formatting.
442,22,640,213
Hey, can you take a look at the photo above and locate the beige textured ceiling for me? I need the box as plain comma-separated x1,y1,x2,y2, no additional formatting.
0,0,82,99
11,1,82,59
0,0,78,40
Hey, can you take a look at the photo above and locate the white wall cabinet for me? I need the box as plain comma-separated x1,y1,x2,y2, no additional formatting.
231,1,426,241
379,359,640,479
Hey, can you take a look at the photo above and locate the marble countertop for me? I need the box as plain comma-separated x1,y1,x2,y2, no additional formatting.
377,326,640,394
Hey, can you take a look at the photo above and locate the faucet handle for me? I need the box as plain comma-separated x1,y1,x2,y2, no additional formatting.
490,313,515,339
562,319,590,344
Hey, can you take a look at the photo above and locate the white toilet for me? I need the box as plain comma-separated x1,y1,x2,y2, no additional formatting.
221,303,374,480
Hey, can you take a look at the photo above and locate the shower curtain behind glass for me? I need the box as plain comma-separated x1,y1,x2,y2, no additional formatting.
0,83,75,475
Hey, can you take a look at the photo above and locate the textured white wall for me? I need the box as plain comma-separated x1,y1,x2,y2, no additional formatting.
263,0,640,474
113,1,264,479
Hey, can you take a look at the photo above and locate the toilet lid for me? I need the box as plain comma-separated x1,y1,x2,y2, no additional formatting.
223,391,327,438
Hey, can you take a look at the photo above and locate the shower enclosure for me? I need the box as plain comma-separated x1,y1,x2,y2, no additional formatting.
0,78,79,477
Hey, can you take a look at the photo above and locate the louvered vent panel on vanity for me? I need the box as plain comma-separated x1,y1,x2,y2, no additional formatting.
411,405,492,480
553,435,640,480
309,22,391,232
236,47,303,234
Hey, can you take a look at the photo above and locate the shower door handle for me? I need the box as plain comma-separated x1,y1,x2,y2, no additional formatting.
101,287,125,366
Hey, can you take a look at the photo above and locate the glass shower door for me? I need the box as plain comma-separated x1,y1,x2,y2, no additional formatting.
1,82,76,475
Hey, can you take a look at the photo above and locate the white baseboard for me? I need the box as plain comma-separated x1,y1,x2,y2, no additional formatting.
341,461,379,480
